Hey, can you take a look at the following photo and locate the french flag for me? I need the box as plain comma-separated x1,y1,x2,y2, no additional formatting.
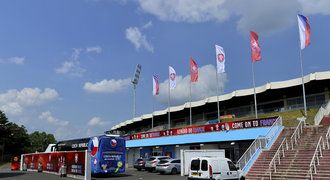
297,14,311,50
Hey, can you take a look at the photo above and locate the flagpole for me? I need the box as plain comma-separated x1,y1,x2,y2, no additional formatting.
299,49,308,117
215,70,221,122
152,94,154,129
251,62,258,119
168,75,171,129
189,79,192,126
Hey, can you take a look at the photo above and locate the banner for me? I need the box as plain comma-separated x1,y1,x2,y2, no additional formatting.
152,75,159,96
23,151,85,176
169,66,176,89
190,58,198,82
250,31,261,62
215,45,225,73
125,116,278,140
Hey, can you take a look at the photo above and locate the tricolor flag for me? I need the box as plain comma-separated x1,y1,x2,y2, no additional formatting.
215,45,225,73
152,75,159,96
169,66,176,89
250,31,261,62
190,58,198,82
297,14,311,50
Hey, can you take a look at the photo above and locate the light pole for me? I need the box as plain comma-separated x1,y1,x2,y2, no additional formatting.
131,64,142,119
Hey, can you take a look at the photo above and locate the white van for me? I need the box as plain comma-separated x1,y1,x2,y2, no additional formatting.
188,157,243,180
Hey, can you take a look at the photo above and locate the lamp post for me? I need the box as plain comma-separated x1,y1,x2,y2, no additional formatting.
131,64,142,120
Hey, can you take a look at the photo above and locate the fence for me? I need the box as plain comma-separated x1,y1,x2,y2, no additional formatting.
20,150,91,180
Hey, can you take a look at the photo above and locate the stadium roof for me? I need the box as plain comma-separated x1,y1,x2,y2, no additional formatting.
112,71,330,130
126,127,273,148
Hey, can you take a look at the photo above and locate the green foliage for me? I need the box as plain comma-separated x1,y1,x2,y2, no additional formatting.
26,131,56,153
0,110,56,161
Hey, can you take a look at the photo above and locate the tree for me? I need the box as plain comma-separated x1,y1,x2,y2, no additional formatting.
27,131,56,153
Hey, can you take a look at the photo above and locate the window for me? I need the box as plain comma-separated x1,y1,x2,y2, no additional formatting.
191,160,200,170
172,160,180,163
201,160,208,171
228,161,237,171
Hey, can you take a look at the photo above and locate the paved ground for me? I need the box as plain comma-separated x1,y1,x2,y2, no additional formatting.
0,165,186,180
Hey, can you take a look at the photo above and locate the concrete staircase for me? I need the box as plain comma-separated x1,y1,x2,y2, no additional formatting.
245,125,329,180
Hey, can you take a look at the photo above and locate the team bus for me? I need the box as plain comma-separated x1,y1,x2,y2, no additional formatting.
53,134,126,175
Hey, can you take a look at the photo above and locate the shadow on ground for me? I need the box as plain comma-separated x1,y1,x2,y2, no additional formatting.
92,173,132,179
0,172,26,178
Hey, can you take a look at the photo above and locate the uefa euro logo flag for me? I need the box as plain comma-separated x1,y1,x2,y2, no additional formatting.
152,75,159,96
169,66,176,90
215,45,225,73
297,14,311,50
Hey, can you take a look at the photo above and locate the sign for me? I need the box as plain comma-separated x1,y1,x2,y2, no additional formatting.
125,117,278,140
22,151,85,175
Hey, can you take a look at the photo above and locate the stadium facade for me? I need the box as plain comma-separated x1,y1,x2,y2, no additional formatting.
110,71,330,167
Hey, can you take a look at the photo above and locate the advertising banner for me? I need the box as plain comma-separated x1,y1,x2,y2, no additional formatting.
125,116,278,140
22,151,85,176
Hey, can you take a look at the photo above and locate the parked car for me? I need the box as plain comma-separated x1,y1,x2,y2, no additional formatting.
188,157,244,180
145,156,171,172
133,158,146,171
156,159,181,175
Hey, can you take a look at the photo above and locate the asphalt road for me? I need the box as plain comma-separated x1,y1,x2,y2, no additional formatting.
0,166,186,180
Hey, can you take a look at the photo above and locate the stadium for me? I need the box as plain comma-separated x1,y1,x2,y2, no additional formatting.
110,70,330,173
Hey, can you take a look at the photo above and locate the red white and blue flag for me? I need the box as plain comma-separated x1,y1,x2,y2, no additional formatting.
190,58,198,82
250,31,261,62
152,75,159,96
297,14,311,50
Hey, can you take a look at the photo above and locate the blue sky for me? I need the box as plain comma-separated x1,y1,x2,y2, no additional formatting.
0,0,329,140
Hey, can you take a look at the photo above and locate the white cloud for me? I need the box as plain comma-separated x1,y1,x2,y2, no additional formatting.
88,117,107,126
39,111,69,126
0,88,59,116
0,56,25,65
137,0,330,34
86,46,102,54
125,27,154,52
156,64,227,105
55,48,86,77
83,78,131,94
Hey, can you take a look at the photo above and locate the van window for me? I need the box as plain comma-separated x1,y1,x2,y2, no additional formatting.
191,159,200,170
201,160,208,171
228,161,237,171
172,160,180,163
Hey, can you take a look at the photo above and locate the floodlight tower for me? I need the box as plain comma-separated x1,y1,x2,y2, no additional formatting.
131,64,142,120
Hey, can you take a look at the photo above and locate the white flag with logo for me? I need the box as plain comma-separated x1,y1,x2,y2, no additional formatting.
169,66,176,90
215,45,225,73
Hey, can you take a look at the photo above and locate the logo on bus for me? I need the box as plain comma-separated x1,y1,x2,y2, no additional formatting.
91,137,99,157
111,139,117,147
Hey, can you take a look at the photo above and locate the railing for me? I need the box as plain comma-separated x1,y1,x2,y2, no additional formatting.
290,118,305,150
308,135,327,180
237,117,282,171
314,101,330,125
268,138,289,180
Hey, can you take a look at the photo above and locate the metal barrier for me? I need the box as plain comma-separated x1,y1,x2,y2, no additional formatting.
268,138,289,180
237,117,282,172
290,118,305,150
314,101,330,125
308,135,327,180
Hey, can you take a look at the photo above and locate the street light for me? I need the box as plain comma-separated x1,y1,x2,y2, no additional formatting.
131,64,142,120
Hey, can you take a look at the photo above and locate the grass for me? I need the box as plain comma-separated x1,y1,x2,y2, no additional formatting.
221,108,319,127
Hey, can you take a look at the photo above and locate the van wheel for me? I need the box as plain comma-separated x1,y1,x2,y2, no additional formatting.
171,168,177,174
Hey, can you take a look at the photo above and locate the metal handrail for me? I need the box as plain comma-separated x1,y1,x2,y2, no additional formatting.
290,118,305,150
325,126,330,150
268,137,288,180
237,116,282,171
308,135,326,180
